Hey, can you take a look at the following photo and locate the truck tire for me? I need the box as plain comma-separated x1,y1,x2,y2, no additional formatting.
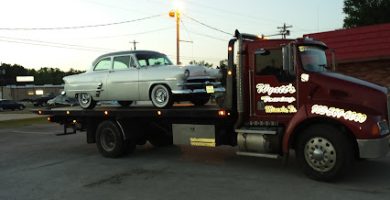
78,93,97,109
296,124,353,181
96,120,135,158
150,84,173,108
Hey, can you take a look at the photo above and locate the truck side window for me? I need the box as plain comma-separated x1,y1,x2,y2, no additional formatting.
255,49,283,76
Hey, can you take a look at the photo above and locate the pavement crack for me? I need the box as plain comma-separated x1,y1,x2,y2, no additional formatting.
83,168,165,188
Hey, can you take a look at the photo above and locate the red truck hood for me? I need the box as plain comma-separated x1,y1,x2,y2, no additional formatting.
309,71,388,116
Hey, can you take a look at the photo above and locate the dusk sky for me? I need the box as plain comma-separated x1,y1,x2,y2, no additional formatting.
0,0,344,71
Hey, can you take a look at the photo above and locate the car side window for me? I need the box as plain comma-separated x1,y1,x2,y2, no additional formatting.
94,57,111,71
129,56,137,68
113,56,130,70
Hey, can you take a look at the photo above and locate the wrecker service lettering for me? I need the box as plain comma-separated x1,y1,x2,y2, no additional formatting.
256,83,296,95
311,104,367,123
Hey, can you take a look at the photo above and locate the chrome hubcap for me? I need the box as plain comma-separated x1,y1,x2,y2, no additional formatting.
304,137,336,172
80,94,90,105
155,88,168,104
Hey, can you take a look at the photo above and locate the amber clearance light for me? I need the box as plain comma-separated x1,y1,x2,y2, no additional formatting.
218,110,226,117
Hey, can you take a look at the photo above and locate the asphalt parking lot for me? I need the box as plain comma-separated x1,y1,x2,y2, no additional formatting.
0,123,390,200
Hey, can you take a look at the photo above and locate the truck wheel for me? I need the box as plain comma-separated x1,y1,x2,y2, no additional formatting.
78,93,96,109
296,124,353,181
118,101,133,107
96,121,135,158
150,84,173,108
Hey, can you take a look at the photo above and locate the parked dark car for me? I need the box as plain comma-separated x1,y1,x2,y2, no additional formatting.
47,95,78,107
33,94,56,107
0,100,25,111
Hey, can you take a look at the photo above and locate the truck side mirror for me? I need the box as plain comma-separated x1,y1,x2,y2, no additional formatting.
282,44,295,75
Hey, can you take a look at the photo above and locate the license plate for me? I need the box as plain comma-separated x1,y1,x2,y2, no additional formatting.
206,85,214,93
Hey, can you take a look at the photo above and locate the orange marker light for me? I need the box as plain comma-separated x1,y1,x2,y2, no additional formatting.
157,111,162,116
38,110,42,115
66,111,70,115
218,110,226,116
47,117,51,121
104,111,109,116
228,46,233,51
73,120,77,123
227,70,232,76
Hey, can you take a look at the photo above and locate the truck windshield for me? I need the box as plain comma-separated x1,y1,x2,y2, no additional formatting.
299,46,327,72
135,53,173,67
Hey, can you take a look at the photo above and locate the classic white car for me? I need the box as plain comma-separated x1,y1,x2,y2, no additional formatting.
63,50,225,109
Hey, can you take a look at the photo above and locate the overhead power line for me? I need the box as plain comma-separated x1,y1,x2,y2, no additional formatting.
183,14,232,36
0,14,162,31
0,36,116,52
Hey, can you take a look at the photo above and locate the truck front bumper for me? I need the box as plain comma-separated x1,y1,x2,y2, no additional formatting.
357,134,390,158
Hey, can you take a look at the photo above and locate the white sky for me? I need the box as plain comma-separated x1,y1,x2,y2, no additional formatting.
0,0,344,71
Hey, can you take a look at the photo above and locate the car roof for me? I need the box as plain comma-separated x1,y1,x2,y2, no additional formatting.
92,50,165,66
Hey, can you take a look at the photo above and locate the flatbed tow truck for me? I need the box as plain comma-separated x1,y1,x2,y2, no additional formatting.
33,30,390,181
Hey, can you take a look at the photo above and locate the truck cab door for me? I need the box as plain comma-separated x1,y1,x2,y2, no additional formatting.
249,47,297,122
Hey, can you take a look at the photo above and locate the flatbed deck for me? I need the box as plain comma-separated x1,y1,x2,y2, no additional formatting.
32,103,231,119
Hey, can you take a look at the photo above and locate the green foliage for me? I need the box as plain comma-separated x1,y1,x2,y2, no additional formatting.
189,60,213,68
0,63,84,85
343,0,390,28
219,59,228,69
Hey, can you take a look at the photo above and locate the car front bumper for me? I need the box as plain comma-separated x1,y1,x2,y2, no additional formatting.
357,134,390,158
172,87,226,95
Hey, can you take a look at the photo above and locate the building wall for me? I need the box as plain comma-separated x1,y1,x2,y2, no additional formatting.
0,85,63,101
337,60,390,87
305,23,390,87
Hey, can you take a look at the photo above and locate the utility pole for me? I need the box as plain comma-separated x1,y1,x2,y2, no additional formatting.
277,23,292,39
169,9,181,65
130,40,139,50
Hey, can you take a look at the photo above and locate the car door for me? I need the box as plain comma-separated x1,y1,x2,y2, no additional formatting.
106,55,139,100
81,57,111,100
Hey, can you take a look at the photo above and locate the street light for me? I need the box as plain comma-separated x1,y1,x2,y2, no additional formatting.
169,0,184,65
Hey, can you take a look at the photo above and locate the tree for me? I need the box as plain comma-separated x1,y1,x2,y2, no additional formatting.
189,60,213,68
343,0,390,28
0,63,84,85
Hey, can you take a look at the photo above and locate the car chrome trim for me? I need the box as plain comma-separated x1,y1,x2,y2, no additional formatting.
357,134,390,158
172,87,225,94
66,89,104,93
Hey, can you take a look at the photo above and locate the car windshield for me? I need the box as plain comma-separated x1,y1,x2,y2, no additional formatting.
135,53,173,67
299,46,328,72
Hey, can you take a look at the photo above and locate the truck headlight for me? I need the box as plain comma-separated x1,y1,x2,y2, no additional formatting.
376,120,389,136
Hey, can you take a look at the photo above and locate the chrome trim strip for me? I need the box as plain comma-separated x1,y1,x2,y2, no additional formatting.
66,89,103,92
171,87,226,94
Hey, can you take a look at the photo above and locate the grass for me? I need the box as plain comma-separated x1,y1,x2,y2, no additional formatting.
0,117,48,129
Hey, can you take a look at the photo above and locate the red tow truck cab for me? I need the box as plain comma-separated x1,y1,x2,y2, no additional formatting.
224,30,390,179
35,30,390,181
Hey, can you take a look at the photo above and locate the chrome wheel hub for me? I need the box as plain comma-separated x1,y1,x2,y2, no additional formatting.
80,94,90,104
304,137,336,172
155,88,167,104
